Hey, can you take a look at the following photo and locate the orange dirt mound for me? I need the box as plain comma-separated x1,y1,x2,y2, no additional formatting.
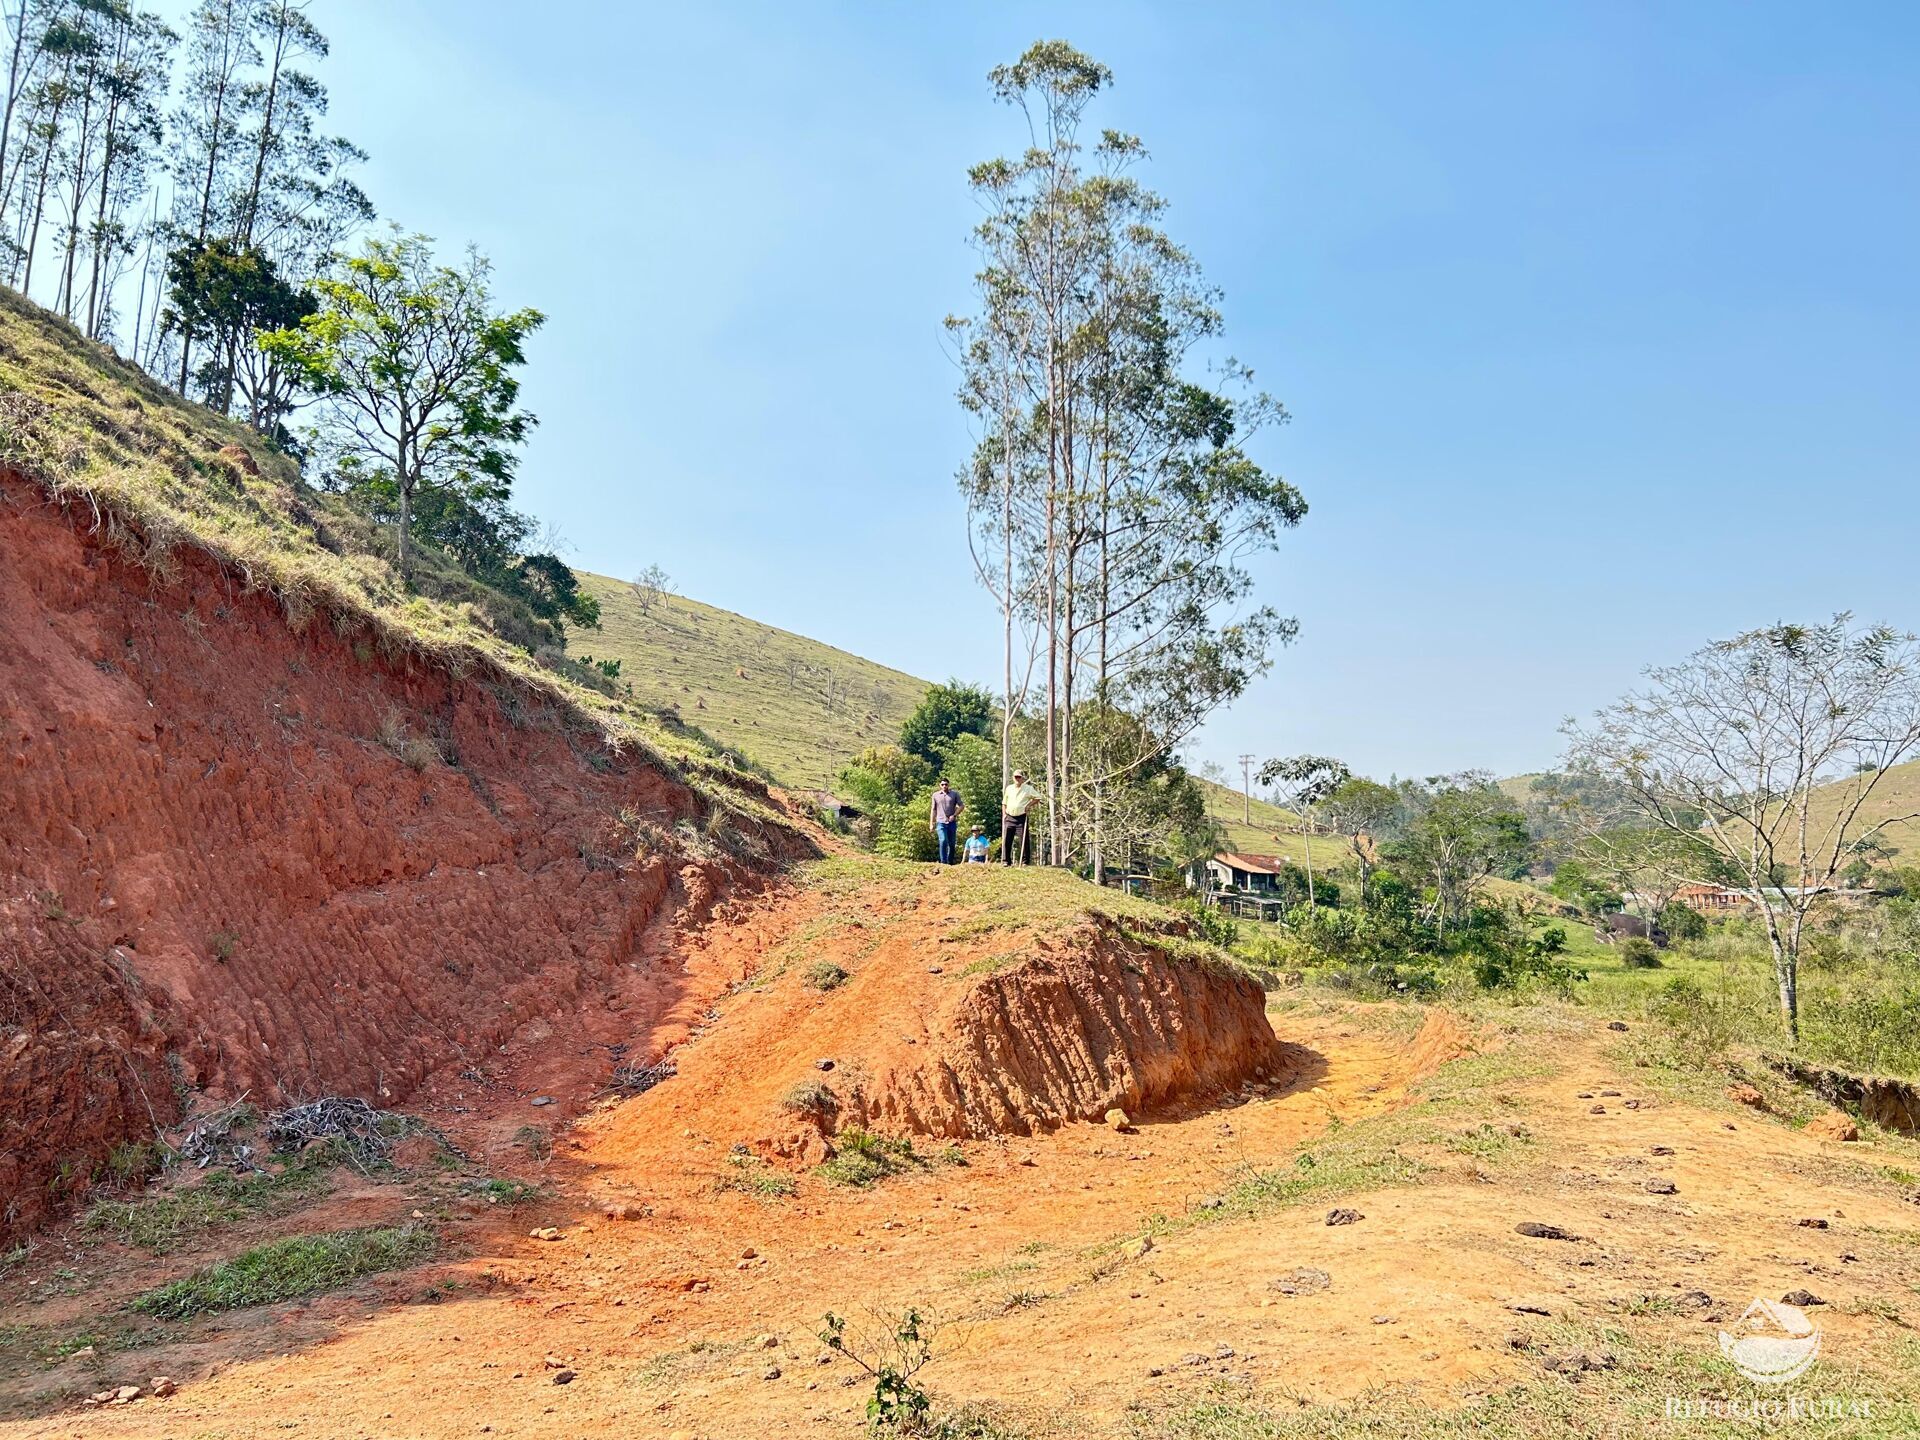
837,914,1279,1138
0,475,805,1243
586,881,1280,1174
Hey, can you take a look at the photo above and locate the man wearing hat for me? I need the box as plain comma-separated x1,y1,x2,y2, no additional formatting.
963,823,990,863
1000,769,1045,866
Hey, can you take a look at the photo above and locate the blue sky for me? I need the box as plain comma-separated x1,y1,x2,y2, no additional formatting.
314,0,1917,782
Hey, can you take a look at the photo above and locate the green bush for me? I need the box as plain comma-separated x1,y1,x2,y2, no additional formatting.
818,1129,922,1187
1618,936,1663,969
806,960,850,991
1178,898,1238,948
871,802,938,862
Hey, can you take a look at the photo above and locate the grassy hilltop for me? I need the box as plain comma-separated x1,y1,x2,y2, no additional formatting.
574,572,930,791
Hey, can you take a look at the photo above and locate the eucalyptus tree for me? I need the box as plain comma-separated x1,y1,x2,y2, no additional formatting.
164,0,254,389
260,231,544,579
1564,615,1920,1038
954,40,1306,871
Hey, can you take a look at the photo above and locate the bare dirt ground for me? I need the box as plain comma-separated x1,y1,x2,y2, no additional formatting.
5,868,1920,1439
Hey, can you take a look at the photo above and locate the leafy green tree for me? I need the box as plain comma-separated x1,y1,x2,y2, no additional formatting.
161,234,310,429
1317,776,1400,902
1545,858,1621,916
837,744,931,812
898,679,993,768
1387,773,1530,938
260,230,543,578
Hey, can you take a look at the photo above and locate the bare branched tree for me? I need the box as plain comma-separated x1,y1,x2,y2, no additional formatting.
1564,615,1920,1038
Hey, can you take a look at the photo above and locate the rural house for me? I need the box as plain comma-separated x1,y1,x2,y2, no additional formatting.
1206,852,1285,894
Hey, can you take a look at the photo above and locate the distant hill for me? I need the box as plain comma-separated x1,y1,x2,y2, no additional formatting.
574,573,930,790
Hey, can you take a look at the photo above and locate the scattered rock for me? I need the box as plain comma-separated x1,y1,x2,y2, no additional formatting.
1798,1217,1830,1229
1675,1290,1713,1310
1576,1092,1594,1100
1649,1145,1675,1156
762,1365,782,1381
149,1377,175,1398
1516,1221,1577,1241
1105,1108,1132,1132
1607,1021,1629,1032
756,1333,779,1349
1600,1089,1620,1097
64,1346,96,1362
815,1059,835,1072
1805,1111,1860,1142
603,1203,648,1222
528,1227,563,1242
1370,1315,1395,1325
1589,1104,1607,1115
1325,1208,1364,1226
1542,1349,1617,1374
530,1095,555,1108
1509,1301,1552,1316
1780,1290,1825,1307
551,1369,575,1385
1147,1366,1164,1378
1726,1083,1766,1109
1269,1267,1331,1296
1197,1195,1224,1211
1644,1178,1677,1195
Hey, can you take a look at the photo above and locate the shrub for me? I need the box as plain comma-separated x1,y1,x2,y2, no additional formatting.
818,1129,921,1187
1618,936,1663,969
717,1152,797,1198
1177,898,1238,948
782,1080,837,1117
1658,901,1707,943
805,960,850,992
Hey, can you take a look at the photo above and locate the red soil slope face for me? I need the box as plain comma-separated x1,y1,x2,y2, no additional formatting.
0,476,807,1243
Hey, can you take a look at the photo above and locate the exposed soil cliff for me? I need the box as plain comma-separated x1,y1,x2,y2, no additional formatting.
0,475,804,1242
838,914,1279,1138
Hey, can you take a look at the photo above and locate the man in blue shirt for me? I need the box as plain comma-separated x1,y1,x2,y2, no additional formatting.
929,779,964,864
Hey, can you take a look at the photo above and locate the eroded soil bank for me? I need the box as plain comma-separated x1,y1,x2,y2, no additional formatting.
0,476,804,1242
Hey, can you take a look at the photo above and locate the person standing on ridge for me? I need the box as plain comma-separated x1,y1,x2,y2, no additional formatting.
963,823,990,863
929,778,964,864
1001,769,1044,866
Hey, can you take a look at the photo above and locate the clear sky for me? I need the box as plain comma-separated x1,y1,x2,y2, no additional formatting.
310,0,1917,782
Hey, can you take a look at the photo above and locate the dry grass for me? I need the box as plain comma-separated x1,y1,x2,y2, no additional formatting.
573,571,929,790
0,286,777,825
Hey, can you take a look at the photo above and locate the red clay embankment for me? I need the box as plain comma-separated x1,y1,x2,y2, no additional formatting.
0,476,803,1242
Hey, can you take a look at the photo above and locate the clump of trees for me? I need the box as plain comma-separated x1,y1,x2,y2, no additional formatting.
0,1,586,642
949,40,1306,883
840,678,1217,873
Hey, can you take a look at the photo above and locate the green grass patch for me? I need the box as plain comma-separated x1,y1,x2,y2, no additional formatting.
716,1153,798,1199
81,1154,339,1254
817,1129,930,1188
129,1224,436,1318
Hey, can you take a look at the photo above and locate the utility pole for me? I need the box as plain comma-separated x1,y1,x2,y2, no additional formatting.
1238,754,1256,826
